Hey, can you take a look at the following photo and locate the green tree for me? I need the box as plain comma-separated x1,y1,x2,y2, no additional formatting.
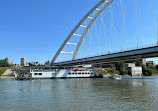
135,59,143,66
28,62,36,66
115,61,126,75
34,62,38,66
156,65,158,70
141,64,154,76
144,67,152,76
148,66,156,70
0,59,11,67
45,60,50,65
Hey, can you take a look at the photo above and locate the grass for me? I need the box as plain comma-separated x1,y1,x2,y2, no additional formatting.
0,67,16,76
151,74,158,76
94,67,120,75
1,74,14,76
19,66,30,69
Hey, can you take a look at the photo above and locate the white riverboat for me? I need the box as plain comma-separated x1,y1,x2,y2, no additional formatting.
17,66,101,80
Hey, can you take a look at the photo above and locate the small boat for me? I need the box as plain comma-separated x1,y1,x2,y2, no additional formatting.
109,74,121,80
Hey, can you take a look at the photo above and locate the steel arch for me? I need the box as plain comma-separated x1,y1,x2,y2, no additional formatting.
51,0,114,65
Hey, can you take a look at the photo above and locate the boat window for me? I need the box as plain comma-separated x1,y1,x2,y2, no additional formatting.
34,73,42,75
34,73,38,75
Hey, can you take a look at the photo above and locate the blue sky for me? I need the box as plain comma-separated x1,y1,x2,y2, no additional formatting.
0,0,99,64
0,0,158,64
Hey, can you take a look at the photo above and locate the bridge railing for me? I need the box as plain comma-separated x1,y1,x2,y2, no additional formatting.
56,43,158,63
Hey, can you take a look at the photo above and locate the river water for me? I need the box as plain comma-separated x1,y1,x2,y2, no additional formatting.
0,77,158,111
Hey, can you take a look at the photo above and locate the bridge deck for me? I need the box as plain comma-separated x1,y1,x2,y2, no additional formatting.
53,46,158,66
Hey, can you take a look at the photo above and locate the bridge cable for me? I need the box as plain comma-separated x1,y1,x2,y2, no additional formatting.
120,0,124,51
88,29,91,57
109,5,112,53
93,20,99,55
138,0,141,48
87,11,96,57
123,0,127,51
157,14,158,45
91,12,96,56
111,2,118,53
111,3,117,52
138,0,143,48
133,0,141,49
120,0,126,51
98,12,104,54
150,0,157,44
101,12,108,54
83,19,87,58
109,4,113,54
102,0,108,54
88,15,95,57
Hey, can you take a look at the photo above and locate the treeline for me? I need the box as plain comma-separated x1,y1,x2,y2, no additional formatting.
96,60,158,76
135,60,158,76
0,59,11,67
28,60,50,66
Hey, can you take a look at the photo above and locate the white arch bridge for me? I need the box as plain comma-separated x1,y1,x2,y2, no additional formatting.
50,0,158,66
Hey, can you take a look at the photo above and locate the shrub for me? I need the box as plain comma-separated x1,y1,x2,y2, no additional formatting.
143,67,152,76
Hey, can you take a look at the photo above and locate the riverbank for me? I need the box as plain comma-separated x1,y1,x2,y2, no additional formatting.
0,76,15,79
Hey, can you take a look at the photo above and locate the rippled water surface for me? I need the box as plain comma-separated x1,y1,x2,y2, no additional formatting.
1,77,158,111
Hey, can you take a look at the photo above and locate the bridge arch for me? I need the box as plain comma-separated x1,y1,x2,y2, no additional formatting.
51,0,114,65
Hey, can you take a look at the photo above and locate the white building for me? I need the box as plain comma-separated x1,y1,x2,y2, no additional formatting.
126,63,142,76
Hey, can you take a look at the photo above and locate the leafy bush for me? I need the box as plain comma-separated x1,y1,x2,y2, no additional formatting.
156,65,158,70
114,70,120,75
143,67,152,76
104,68,113,73
148,66,156,70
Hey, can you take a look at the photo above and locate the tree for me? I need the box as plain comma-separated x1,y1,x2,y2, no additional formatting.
28,62,36,66
144,67,152,76
34,62,38,66
148,66,156,70
141,64,154,76
45,60,50,65
111,64,116,74
135,59,143,66
0,59,11,67
156,65,158,70
115,61,126,75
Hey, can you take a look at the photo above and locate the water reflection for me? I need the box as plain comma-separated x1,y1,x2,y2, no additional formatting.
0,77,158,111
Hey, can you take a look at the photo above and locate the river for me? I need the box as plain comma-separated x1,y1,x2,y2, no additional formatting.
0,77,158,111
